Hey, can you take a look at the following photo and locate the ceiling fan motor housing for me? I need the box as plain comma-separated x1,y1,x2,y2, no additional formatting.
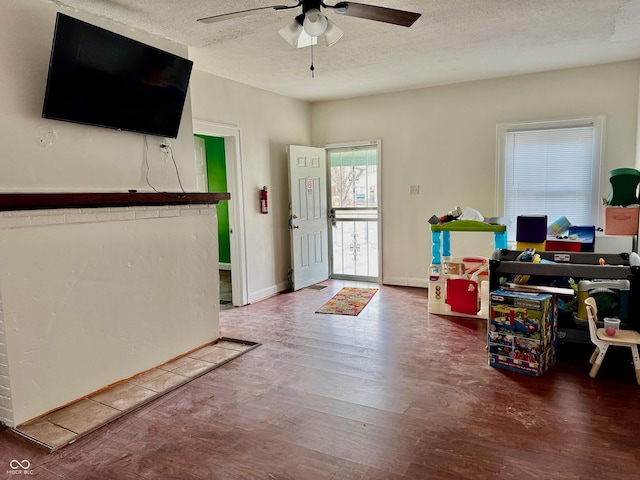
303,0,324,14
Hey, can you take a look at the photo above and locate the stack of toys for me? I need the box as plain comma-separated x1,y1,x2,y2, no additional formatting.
488,289,557,376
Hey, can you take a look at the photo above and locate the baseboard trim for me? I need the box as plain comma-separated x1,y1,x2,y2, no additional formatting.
383,276,428,289
407,278,429,289
248,280,290,304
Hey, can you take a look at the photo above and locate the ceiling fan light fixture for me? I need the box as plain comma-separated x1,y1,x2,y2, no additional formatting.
321,19,343,46
296,30,318,48
303,8,328,36
278,18,304,47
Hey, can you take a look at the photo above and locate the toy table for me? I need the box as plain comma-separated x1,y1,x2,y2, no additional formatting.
429,220,508,319
430,220,508,265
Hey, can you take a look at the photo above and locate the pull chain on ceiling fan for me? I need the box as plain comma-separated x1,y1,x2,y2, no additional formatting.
198,1,421,74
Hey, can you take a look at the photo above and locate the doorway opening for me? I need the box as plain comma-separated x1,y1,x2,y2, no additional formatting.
193,121,248,307
327,142,381,283
194,135,233,309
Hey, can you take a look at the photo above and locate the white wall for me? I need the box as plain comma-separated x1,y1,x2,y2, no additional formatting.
1,0,197,193
188,69,312,301
0,206,220,426
311,61,640,287
0,0,221,426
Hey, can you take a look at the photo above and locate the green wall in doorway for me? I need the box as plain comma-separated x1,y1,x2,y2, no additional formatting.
195,135,230,264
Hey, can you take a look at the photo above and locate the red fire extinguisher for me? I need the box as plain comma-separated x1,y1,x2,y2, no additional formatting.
260,186,268,214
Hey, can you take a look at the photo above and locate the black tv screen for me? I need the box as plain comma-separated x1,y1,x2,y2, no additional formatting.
42,13,193,138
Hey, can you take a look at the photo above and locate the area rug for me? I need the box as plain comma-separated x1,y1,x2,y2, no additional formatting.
316,287,378,316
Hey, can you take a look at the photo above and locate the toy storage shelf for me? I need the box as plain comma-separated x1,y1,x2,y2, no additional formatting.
489,249,640,343
490,257,632,280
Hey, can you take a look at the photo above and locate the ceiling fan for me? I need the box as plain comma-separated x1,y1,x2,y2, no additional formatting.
197,1,421,49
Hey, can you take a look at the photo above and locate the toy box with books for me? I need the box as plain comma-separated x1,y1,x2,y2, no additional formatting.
488,289,557,376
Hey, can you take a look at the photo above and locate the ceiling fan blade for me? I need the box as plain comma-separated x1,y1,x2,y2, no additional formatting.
197,3,299,24
331,2,421,27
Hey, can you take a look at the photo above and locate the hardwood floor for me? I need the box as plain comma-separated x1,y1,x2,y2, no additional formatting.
1,280,639,479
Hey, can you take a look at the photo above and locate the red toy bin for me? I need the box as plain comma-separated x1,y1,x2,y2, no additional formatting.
545,239,581,252
446,278,479,315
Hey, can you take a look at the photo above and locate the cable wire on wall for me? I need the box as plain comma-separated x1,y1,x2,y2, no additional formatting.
144,135,186,197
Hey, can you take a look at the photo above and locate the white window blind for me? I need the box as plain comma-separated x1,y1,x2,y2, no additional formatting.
500,118,603,241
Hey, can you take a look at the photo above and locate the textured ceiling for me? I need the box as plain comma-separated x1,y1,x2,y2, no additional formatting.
51,0,640,102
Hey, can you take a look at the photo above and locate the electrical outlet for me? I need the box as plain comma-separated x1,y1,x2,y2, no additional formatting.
159,139,171,152
410,185,420,195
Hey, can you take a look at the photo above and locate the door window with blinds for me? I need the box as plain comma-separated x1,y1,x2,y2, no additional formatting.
497,117,604,241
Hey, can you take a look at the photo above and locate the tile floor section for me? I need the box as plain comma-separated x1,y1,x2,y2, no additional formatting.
13,338,258,451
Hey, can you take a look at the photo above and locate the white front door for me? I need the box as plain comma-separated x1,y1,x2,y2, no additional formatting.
288,145,329,290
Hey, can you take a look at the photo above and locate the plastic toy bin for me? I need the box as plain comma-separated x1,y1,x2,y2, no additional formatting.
603,207,639,236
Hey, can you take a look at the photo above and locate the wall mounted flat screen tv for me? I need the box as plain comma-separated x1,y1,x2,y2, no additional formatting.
42,13,193,138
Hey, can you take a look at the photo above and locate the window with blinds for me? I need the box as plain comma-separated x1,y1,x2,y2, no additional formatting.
497,117,604,241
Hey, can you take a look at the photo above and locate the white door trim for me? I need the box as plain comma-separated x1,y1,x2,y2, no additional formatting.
193,120,249,306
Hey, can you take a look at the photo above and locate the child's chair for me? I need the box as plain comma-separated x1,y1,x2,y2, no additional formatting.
584,297,640,384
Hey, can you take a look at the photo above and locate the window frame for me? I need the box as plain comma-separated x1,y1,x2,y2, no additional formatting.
496,116,605,240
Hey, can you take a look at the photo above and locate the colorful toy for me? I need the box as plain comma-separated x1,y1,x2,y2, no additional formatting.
428,219,507,319
428,205,462,225
491,305,539,336
575,279,630,322
488,290,557,376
